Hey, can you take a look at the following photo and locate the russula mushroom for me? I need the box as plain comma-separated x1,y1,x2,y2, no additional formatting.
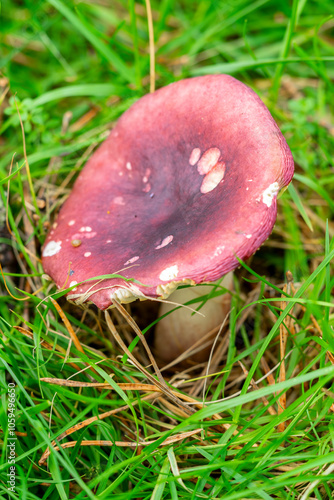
42,75,294,312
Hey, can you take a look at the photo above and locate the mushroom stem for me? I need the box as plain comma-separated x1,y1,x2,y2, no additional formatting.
154,272,234,364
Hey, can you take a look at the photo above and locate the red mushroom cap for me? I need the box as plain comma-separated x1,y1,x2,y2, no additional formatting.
42,75,294,309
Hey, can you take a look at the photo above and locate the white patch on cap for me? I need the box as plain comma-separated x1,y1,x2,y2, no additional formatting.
143,183,151,193
114,196,125,205
213,245,225,257
69,281,78,291
43,240,62,257
159,265,179,282
245,234,252,239
189,148,201,166
124,256,139,265
106,240,112,243
155,235,173,250
143,168,151,183
126,162,132,171
79,226,92,232
262,182,280,207
68,220,75,226
72,231,96,240
200,162,226,194
84,252,91,257
197,147,221,175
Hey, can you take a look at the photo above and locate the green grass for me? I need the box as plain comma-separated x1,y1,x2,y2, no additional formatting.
1,0,334,498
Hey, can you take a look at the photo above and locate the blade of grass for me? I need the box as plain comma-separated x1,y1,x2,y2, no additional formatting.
128,0,142,90
30,83,129,108
47,0,135,84
271,0,299,101
192,56,334,75
287,183,313,232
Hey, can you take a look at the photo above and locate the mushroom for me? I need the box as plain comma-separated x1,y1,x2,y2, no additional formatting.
42,75,294,315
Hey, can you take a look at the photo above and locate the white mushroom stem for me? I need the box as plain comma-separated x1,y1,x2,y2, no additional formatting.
154,272,234,363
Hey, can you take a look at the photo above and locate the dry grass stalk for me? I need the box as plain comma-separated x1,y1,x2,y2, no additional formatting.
39,428,203,465
39,381,226,467
144,0,155,93
238,361,277,416
260,357,276,386
309,314,334,365
105,309,195,415
278,271,295,432
188,328,230,398
69,107,99,133
112,300,167,386
13,325,89,375
50,297,100,379
160,323,227,373
5,153,15,237
38,391,160,465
